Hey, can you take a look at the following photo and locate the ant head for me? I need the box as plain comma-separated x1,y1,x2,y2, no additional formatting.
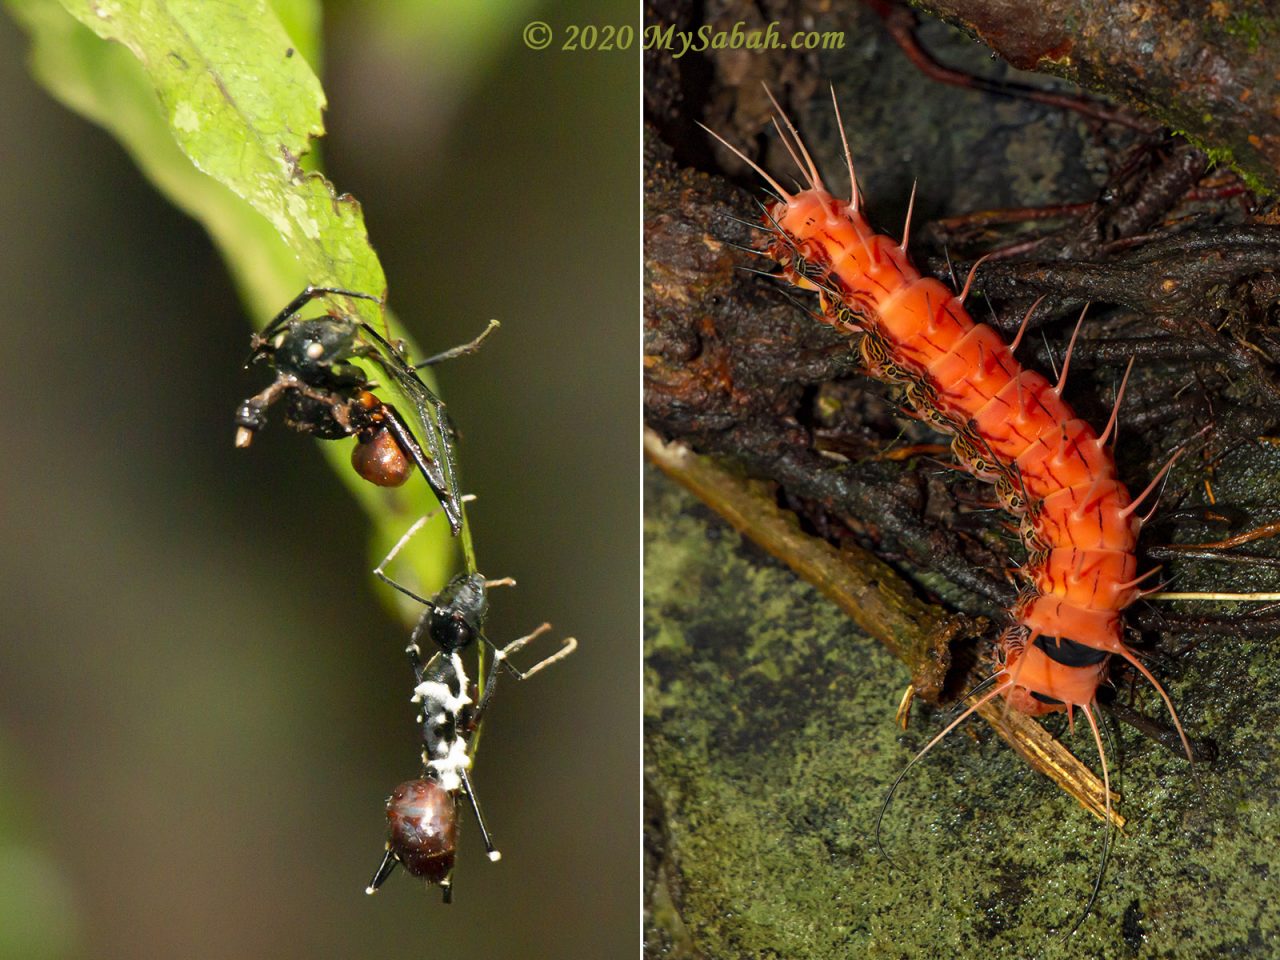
385,778,457,888
429,573,489,653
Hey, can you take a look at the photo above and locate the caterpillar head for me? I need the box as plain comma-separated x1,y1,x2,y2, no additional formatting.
999,633,1108,716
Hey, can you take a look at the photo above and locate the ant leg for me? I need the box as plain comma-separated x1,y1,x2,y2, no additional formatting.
496,625,579,681
365,848,397,894
433,407,464,531
259,286,383,340
458,769,501,863
415,320,501,368
420,403,464,536
380,403,463,535
484,577,517,589
233,380,289,447
470,645,512,728
471,624,577,726
372,497,476,604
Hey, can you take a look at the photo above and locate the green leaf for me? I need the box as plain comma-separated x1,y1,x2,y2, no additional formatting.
5,0,458,609
61,0,384,306
0,741,79,960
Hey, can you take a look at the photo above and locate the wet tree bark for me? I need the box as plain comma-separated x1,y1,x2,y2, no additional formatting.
910,0,1280,193
644,2,1280,956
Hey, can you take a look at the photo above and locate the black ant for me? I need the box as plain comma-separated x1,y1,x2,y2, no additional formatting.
364,506,577,901
234,286,496,534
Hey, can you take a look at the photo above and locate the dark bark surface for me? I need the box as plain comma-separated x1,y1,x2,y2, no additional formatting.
914,0,1280,193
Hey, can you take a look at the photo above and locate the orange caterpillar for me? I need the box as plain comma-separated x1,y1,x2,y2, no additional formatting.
702,89,1194,811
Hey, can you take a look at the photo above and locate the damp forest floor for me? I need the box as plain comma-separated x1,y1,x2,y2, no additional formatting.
644,449,1280,960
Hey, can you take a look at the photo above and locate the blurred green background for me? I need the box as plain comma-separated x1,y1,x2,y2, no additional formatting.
0,1,638,958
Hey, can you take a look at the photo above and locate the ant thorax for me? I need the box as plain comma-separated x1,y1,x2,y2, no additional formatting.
269,318,363,385
412,651,475,793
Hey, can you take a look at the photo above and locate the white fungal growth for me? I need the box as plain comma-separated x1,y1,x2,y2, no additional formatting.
411,680,472,716
427,738,472,793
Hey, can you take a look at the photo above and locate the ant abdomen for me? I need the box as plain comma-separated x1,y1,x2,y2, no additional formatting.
352,430,412,487
385,778,457,885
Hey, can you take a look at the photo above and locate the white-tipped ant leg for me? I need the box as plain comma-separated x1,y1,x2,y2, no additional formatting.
366,850,396,895
458,768,501,863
